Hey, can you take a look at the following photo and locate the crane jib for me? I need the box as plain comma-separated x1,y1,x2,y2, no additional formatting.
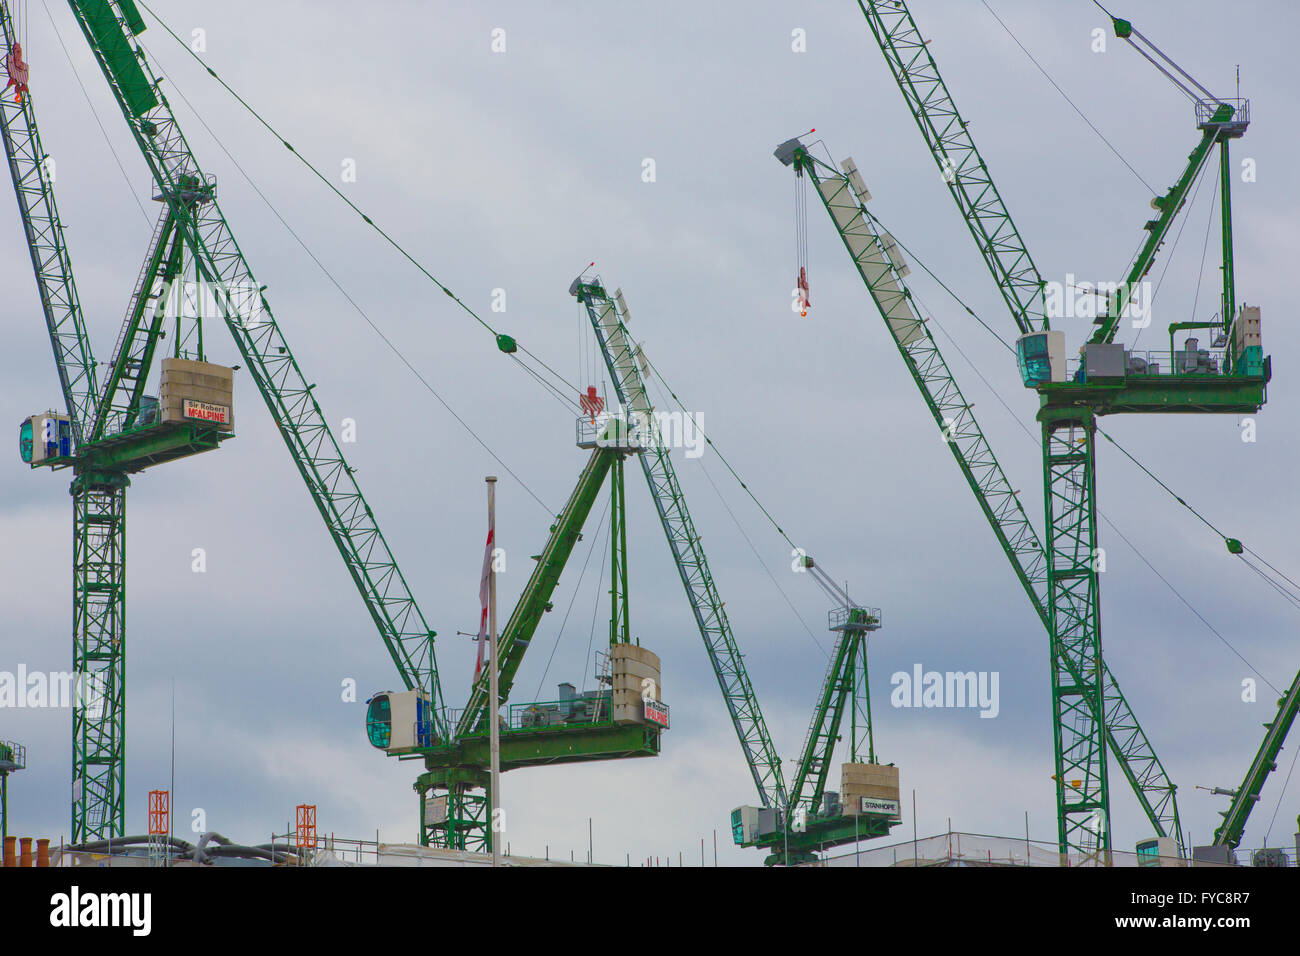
75,0,156,117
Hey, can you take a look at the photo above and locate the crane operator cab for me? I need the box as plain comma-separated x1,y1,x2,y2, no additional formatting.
18,412,72,465
1016,331,1066,387
365,690,436,754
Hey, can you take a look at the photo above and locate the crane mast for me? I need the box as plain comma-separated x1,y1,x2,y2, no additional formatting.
852,3,1108,854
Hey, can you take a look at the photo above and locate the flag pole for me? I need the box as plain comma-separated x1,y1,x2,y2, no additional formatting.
486,476,501,868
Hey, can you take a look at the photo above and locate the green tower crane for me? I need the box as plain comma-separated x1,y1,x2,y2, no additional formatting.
741,555,897,866
365,413,669,852
3,0,449,841
779,136,1184,860
40,0,676,855
834,0,1266,862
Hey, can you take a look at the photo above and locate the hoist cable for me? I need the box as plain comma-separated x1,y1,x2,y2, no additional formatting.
148,53,557,515
137,2,585,413
980,0,1158,196
37,0,150,225
534,491,611,698
1264,735,1300,848
1136,153,1213,347
642,371,827,657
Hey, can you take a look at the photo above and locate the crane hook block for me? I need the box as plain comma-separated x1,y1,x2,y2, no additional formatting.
797,267,811,314
496,334,517,354
4,42,29,104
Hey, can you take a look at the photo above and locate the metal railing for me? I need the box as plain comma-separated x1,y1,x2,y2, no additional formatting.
0,740,25,771
575,414,649,451
813,829,1298,867
510,694,613,730
1065,345,1230,381
1196,97,1249,130
828,606,882,632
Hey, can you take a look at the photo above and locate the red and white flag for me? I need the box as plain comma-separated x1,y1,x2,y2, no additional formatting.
475,514,494,679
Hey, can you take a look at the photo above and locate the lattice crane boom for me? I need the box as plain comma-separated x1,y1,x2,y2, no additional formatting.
62,0,448,727
1212,668,1300,851
786,555,880,819
573,277,789,811
856,0,1048,338
1,2,99,447
780,139,1184,857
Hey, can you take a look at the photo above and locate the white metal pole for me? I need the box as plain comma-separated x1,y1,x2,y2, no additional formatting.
487,476,501,868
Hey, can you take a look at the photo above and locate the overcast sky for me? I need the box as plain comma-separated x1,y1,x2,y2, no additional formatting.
2,0,1298,866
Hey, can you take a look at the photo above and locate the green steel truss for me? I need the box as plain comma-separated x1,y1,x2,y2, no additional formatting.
1040,410,1109,861
788,607,878,818
857,0,1047,336
1091,109,1228,345
70,472,128,841
792,149,1184,858
573,278,789,811
1093,14,1250,349
609,454,632,648
3,0,454,837
1,3,100,446
1213,668,1300,850
841,0,1252,862
92,206,183,439
431,437,647,851
65,0,447,729
456,445,617,738
1,0,130,842
422,773,490,853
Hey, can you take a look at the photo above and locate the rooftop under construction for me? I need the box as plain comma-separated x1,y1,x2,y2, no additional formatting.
1,0,1298,877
